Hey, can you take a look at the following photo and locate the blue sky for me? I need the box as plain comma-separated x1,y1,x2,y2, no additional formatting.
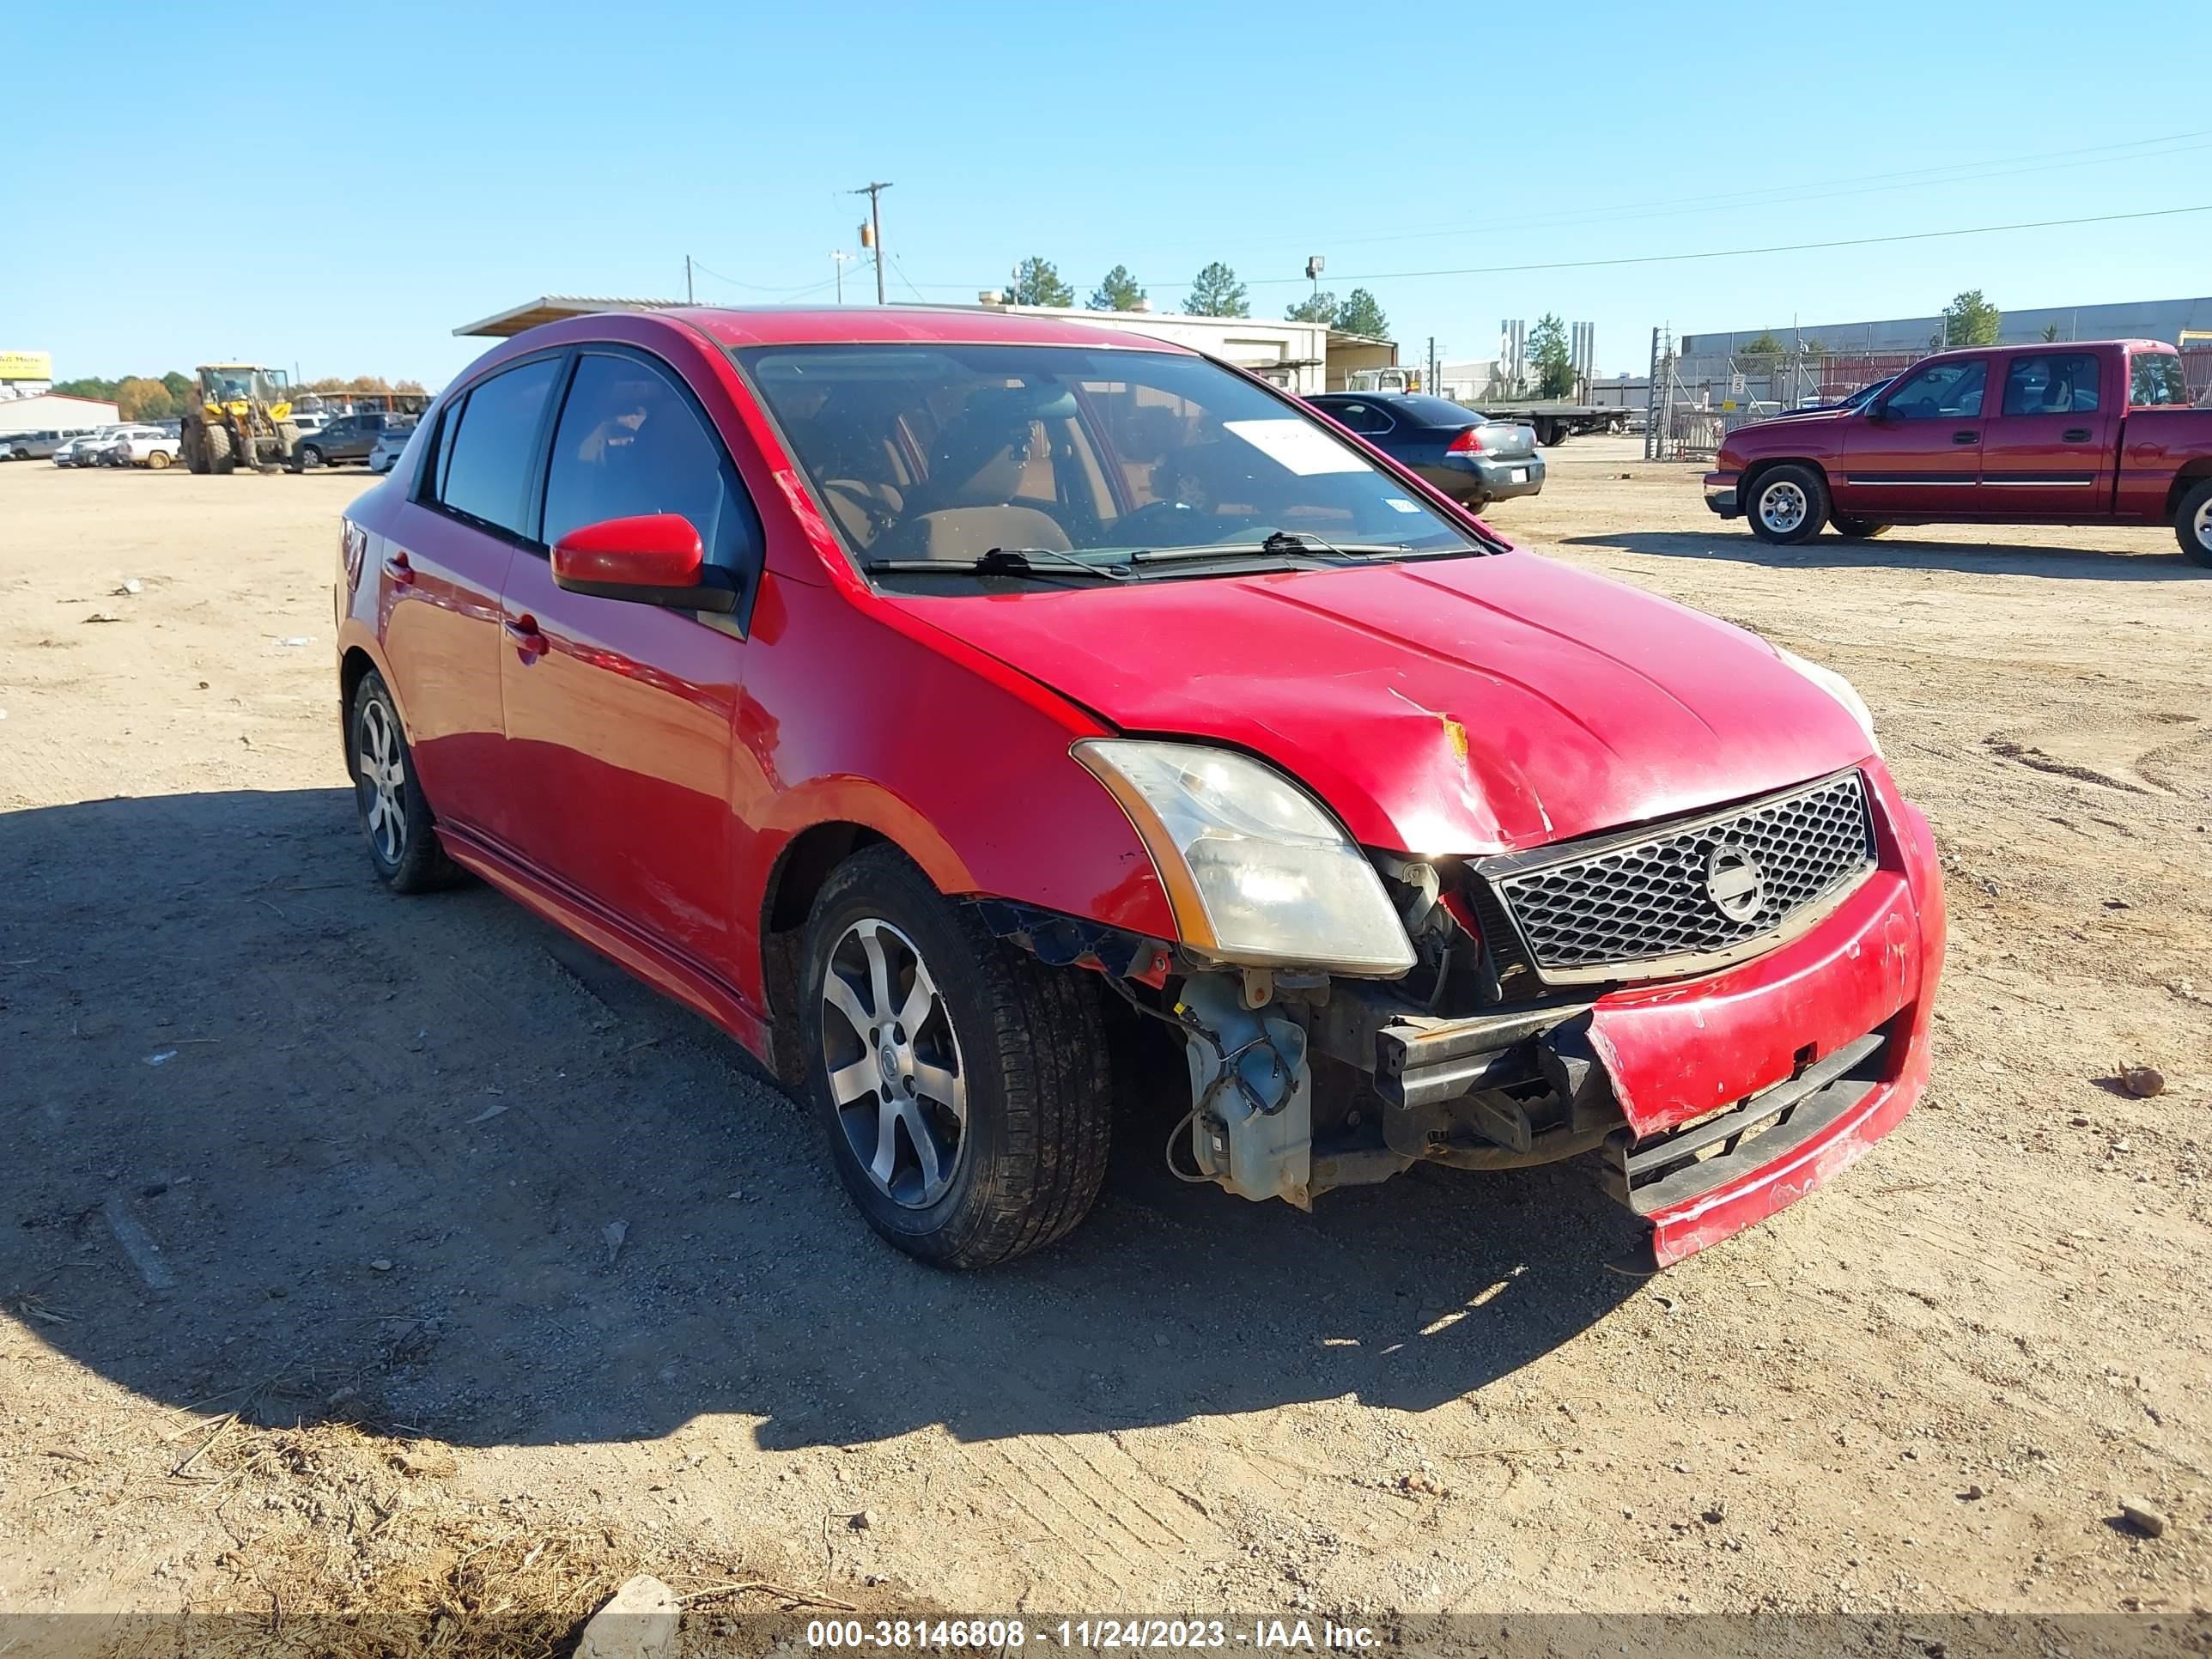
8,0,2209,388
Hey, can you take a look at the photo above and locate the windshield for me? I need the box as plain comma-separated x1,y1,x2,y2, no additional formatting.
732,343,1482,576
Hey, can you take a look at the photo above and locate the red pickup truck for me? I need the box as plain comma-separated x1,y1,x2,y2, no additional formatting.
1705,339,2212,568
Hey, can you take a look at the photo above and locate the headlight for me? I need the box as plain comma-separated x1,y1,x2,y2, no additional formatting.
1773,645,1879,754
1073,739,1415,975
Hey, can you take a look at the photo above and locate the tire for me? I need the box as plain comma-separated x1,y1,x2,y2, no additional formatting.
299,444,325,471
206,423,235,476
1830,514,1889,540
1537,420,1565,447
2175,477,2212,570
146,449,172,470
799,844,1114,1267
1746,463,1828,545
349,670,459,893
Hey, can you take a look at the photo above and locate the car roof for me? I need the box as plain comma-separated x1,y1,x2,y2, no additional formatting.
611,305,1200,353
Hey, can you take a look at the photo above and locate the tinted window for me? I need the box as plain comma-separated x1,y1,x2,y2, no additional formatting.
437,357,560,536
1394,395,1486,427
1887,361,1985,420
542,353,754,564
1322,400,1394,435
2002,353,2100,416
2130,352,2188,408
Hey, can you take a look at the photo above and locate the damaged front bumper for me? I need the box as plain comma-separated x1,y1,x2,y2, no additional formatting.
978,771,1945,1267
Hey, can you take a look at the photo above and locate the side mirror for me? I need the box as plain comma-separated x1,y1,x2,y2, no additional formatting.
1862,400,1888,422
550,514,738,613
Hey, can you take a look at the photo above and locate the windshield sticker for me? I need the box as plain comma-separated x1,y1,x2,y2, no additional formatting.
1222,419,1368,476
1382,496,1421,514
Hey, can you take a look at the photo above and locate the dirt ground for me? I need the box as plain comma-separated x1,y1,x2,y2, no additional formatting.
3,442,2208,1648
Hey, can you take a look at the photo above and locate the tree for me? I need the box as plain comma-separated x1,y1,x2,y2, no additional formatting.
1741,331,1784,356
1182,261,1249,318
1333,289,1389,340
114,376,177,421
53,376,120,402
1941,289,2002,348
2040,322,2063,342
161,370,193,401
1089,264,1146,312
1011,256,1075,309
1285,290,1337,324
1529,313,1576,398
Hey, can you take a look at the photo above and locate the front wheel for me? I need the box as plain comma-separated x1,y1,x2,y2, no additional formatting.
2176,478,2212,570
299,444,325,471
1830,514,1889,540
1747,464,1829,544
349,671,459,892
799,845,1114,1267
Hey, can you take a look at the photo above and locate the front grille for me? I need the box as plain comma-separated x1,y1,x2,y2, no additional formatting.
1478,770,1875,980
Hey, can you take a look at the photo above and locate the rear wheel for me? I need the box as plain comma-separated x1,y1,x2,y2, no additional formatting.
146,449,172,470
2175,478,2212,570
1747,464,1828,544
799,845,1114,1267
1830,514,1890,540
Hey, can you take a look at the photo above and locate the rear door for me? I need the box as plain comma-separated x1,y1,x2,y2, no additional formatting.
374,353,565,836
495,346,761,975
1834,356,1990,516
1978,349,2114,516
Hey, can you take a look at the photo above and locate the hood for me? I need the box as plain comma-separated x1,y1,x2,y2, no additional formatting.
890,551,1874,856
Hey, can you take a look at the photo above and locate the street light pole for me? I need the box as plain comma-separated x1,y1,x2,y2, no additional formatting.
849,181,892,304
830,251,855,304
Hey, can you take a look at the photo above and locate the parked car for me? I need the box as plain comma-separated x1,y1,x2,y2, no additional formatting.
294,411,410,470
3,427,102,461
53,430,124,466
335,307,1943,1270
1707,341,2212,564
1305,392,1544,509
99,425,182,469
365,426,413,475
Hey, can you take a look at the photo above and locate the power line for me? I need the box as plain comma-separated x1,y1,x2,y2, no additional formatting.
1280,131,2212,254
1165,202,2212,289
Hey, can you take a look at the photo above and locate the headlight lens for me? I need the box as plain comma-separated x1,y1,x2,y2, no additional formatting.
1773,645,1880,754
1073,739,1416,975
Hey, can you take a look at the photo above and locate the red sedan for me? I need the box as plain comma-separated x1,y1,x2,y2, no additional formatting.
335,307,1944,1268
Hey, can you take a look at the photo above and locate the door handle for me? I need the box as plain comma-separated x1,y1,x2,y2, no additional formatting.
504,614,543,644
2062,428,2092,443
381,551,414,586
1951,430,1978,445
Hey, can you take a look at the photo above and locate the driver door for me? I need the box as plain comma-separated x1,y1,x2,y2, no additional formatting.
1834,356,1989,518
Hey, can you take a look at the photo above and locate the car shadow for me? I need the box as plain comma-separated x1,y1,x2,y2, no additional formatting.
1557,528,2197,580
1,788,1638,1454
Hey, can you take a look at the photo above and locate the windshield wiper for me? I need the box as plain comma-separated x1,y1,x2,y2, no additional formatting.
1127,532,1446,564
863,546,1135,581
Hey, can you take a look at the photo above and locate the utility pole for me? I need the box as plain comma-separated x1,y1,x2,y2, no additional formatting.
684,254,694,305
849,180,892,305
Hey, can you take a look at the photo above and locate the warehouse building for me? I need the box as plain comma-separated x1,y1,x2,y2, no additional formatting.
0,391,121,436
1682,294,2212,357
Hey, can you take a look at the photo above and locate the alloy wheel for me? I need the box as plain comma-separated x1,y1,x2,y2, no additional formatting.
356,700,407,865
2195,496,2212,554
1759,480,1807,535
820,917,968,1209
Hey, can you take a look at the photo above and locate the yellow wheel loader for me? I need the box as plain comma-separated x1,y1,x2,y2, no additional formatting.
179,364,300,474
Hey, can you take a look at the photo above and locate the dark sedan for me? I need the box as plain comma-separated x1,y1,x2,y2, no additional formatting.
1305,392,1542,509
293,411,414,470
